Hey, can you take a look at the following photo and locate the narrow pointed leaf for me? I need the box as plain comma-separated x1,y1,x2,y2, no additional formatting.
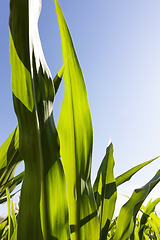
145,198,160,215
6,189,11,240
115,156,159,187
55,0,99,239
9,201,18,240
9,0,70,239
11,201,17,229
93,142,117,239
113,170,160,240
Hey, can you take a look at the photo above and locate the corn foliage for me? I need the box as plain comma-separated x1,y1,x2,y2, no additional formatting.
0,0,160,239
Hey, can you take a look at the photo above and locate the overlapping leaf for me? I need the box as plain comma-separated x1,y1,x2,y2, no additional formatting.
9,0,70,239
0,66,64,202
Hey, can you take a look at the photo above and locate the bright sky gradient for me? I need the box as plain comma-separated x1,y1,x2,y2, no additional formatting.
0,0,160,216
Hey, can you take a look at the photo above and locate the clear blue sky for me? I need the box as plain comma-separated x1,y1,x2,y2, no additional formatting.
0,0,160,215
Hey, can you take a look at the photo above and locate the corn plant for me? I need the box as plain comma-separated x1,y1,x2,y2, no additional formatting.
137,199,160,239
0,0,160,239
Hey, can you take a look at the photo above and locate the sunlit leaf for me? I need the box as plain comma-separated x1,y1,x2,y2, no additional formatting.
116,156,159,187
55,0,99,239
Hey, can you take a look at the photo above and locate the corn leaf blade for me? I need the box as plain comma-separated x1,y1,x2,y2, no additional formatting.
115,156,159,187
93,142,117,239
55,0,99,239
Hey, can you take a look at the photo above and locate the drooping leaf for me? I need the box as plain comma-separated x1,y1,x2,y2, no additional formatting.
115,156,159,187
55,0,99,239
93,141,117,239
9,0,70,239
113,170,160,240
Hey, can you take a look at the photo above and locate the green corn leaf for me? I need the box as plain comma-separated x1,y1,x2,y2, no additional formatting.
9,201,17,240
150,211,160,226
134,214,140,240
0,219,7,231
0,65,63,199
113,170,160,240
115,156,159,187
139,198,160,239
0,189,20,205
0,127,19,170
10,226,17,240
55,0,99,239
146,214,160,239
146,198,160,214
11,202,17,230
150,212,160,236
6,189,11,240
7,171,24,195
9,0,70,239
0,219,8,240
93,141,117,239
0,171,24,204
0,62,64,178
0,127,22,200
0,64,64,200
